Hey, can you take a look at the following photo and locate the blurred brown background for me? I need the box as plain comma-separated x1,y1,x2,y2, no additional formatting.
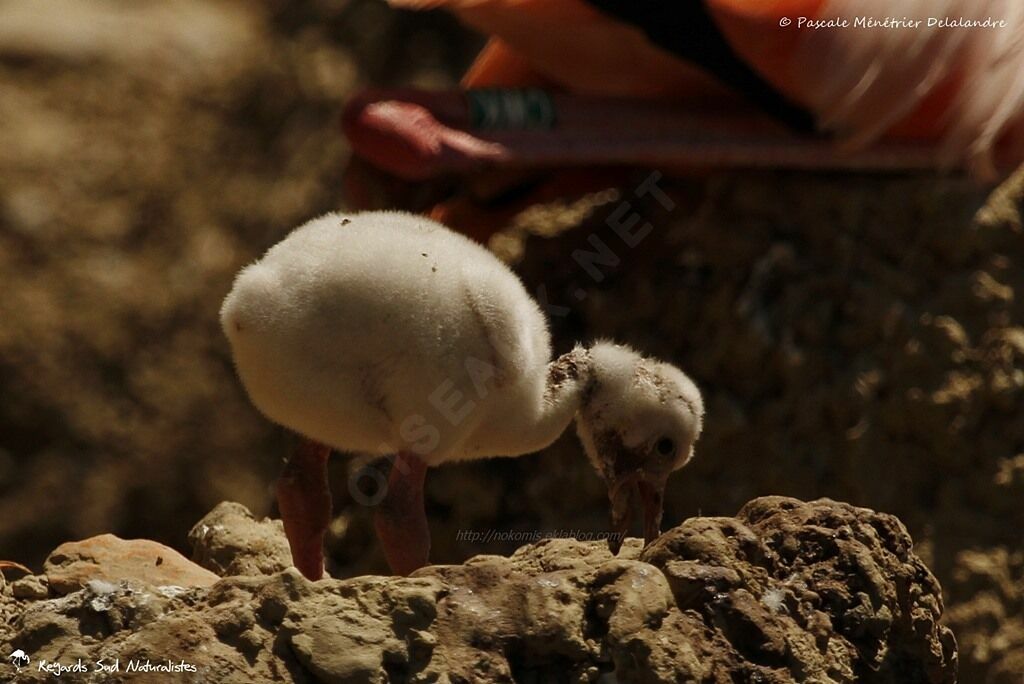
1,1,1022,681
0,0,479,561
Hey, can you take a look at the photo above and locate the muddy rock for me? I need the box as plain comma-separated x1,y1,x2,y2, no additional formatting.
189,501,293,577
0,497,956,683
42,534,219,595
10,574,49,601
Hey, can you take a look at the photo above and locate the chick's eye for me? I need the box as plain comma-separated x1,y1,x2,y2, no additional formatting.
655,437,675,456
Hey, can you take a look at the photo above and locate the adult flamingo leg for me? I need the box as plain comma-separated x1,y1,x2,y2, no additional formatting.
374,451,430,576
276,437,332,580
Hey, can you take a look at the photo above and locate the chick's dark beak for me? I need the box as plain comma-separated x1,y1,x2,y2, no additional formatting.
607,474,638,554
637,479,664,545
606,471,666,554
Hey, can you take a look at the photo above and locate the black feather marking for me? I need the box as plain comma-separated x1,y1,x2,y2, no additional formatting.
583,0,815,132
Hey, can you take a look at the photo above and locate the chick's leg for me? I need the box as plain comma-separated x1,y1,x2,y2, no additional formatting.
374,451,430,575
277,437,332,580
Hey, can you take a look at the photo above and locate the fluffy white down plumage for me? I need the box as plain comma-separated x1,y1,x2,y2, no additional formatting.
221,211,703,501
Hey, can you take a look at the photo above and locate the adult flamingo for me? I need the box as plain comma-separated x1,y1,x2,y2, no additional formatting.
344,0,1024,214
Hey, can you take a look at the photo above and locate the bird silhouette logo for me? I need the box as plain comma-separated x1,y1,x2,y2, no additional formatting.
8,648,30,672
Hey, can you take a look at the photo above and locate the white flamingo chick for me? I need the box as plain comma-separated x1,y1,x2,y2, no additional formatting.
221,211,703,578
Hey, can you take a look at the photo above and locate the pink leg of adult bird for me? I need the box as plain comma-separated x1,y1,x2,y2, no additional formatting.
374,451,430,575
277,438,332,580
343,89,984,178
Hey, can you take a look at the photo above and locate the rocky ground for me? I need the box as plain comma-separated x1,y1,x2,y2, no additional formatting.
0,1,1022,681
1,498,957,683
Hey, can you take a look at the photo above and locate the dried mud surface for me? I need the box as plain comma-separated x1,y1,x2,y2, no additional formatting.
0,1,1021,681
0,498,956,683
